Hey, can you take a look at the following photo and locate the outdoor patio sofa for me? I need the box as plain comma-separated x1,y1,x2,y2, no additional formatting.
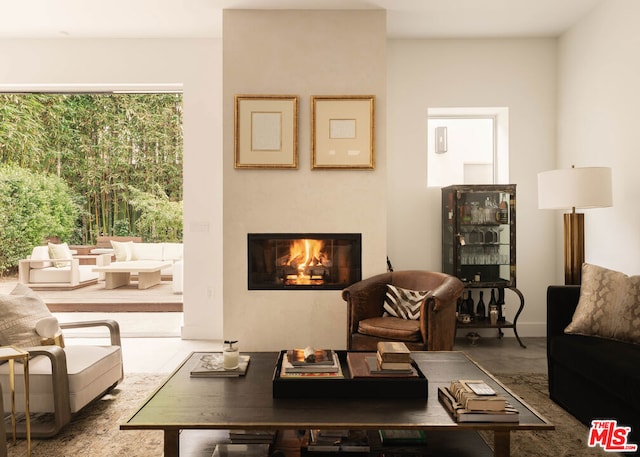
91,237,183,279
18,244,110,290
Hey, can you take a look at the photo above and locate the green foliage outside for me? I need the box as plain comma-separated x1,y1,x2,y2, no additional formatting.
0,93,183,274
0,164,81,275
128,185,183,242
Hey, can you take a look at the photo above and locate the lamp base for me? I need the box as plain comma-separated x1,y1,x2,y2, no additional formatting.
564,212,584,285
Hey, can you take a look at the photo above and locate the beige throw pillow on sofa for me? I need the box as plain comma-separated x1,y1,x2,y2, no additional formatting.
48,242,72,268
111,240,134,261
565,263,640,344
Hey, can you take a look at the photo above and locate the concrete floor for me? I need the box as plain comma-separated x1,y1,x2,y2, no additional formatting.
65,331,547,375
453,334,547,374
58,311,547,374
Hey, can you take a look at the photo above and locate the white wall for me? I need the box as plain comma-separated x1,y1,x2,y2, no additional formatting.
0,38,224,340
387,39,558,336
557,0,640,276
222,10,387,351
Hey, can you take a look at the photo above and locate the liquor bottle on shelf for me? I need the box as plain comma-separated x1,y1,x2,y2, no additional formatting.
497,287,506,322
489,289,499,325
465,290,475,320
476,291,486,321
498,194,509,224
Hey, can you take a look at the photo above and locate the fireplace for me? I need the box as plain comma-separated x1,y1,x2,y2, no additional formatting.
248,233,361,290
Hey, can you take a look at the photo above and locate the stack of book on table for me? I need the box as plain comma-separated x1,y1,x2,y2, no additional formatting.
438,379,519,423
280,347,344,378
346,342,418,378
303,429,370,454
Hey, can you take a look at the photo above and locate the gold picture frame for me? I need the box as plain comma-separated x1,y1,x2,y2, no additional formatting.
234,95,298,169
311,95,375,170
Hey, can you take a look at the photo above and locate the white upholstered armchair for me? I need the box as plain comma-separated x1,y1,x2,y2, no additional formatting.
0,284,123,438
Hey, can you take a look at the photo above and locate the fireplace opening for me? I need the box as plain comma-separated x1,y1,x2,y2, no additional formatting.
248,233,361,290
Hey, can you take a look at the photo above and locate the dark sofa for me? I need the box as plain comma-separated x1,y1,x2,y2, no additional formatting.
547,285,640,445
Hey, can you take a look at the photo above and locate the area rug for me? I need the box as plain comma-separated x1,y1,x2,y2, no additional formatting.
7,373,165,457
480,373,624,457
5,372,626,456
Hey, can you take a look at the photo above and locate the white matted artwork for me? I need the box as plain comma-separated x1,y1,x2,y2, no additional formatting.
234,95,298,169
311,95,375,169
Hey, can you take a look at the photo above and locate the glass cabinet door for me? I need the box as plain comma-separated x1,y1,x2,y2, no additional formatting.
442,184,516,287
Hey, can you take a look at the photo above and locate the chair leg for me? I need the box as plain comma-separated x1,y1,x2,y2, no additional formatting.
5,346,72,439
0,384,6,457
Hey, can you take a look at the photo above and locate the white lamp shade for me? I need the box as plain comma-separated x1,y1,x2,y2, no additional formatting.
538,167,613,210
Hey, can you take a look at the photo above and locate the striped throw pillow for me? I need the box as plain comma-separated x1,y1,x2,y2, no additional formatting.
383,284,431,320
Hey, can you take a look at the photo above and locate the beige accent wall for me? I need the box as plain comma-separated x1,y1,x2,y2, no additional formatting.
222,10,387,350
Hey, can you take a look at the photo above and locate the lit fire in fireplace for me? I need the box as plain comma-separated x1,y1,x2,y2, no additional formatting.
248,233,361,289
277,239,332,285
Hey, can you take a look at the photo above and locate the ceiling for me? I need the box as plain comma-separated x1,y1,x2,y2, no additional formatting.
0,0,604,39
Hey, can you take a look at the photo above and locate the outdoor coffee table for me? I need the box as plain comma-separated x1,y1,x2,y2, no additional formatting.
121,351,553,457
92,260,171,289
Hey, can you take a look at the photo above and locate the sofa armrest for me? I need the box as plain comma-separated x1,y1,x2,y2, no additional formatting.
22,345,72,437
547,285,581,338
428,275,464,313
419,277,463,351
18,259,32,284
60,319,121,347
342,272,392,334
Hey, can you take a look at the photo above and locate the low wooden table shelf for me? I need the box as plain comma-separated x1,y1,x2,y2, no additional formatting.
121,351,553,457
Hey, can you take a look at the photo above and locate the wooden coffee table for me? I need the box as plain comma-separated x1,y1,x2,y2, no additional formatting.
92,260,171,289
121,351,553,457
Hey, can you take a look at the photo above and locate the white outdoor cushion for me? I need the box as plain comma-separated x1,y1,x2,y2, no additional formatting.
162,243,183,261
0,345,122,413
173,260,184,293
130,243,163,261
29,265,98,284
29,246,53,269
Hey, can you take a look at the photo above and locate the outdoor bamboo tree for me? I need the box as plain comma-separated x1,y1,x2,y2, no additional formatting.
0,93,183,269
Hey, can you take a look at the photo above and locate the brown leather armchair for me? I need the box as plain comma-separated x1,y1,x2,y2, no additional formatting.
342,270,464,351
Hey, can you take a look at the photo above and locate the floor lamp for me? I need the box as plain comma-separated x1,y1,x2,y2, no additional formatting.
538,166,613,285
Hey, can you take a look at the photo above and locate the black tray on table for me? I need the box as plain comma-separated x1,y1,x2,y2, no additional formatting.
272,350,428,399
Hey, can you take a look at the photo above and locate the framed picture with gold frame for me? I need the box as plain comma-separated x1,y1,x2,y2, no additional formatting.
234,95,298,169
311,95,375,170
